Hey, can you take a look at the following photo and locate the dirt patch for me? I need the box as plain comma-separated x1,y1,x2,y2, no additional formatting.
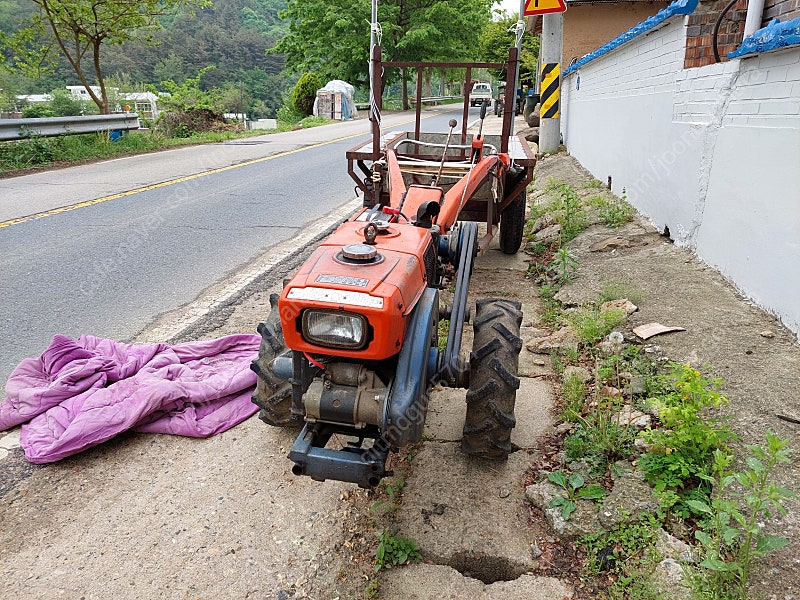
526,153,800,599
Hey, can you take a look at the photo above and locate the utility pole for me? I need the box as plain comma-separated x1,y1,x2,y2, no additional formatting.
539,12,563,153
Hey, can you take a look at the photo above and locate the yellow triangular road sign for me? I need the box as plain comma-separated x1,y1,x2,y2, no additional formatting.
524,0,567,16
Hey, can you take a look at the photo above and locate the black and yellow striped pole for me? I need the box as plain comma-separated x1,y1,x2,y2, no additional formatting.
539,12,563,152
540,62,560,119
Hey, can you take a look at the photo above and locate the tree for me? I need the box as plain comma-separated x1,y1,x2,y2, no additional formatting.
273,0,493,106
0,0,205,113
480,12,539,88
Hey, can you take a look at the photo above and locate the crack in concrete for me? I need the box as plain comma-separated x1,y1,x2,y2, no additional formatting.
690,63,743,245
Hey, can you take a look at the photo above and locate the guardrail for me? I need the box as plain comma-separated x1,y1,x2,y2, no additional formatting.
354,96,462,111
0,113,141,141
409,95,461,106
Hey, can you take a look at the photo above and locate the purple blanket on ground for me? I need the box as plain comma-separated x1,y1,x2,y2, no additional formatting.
0,334,261,463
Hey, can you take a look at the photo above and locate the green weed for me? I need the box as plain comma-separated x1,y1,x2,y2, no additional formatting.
546,470,606,520
544,177,561,192
600,200,634,228
638,364,737,518
566,408,637,475
547,247,578,286
541,298,564,329
550,352,565,375
689,434,796,599
437,320,450,352
0,129,266,174
552,184,588,242
364,579,380,599
583,179,604,189
581,512,662,574
370,478,406,515
374,529,422,571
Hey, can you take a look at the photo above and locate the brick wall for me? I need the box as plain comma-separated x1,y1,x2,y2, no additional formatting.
764,0,800,22
684,0,747,68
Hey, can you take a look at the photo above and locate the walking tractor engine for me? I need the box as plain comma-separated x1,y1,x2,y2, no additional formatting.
250,46,535,488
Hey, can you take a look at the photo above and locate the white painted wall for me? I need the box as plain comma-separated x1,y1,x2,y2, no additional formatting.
561,20,800,335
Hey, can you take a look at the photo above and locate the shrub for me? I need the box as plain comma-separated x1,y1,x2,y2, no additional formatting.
292,72,321,116
22,104,56,119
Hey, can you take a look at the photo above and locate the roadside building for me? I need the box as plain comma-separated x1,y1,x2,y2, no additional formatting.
559,0,800,334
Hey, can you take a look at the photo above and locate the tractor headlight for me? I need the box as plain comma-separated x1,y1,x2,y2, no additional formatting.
302,310,368,349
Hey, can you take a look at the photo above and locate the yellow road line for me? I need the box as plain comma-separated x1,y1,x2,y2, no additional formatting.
0,112,442,229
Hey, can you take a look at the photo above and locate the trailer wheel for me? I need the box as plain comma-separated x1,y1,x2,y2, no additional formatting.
498,190,526,255
251,293,296,427
462,298,523,459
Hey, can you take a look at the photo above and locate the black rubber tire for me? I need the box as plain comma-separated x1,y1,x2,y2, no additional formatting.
250,293,296,427
462,298,523,459
499,190,526,255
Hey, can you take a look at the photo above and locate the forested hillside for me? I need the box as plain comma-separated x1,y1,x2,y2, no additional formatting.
0,0,291,117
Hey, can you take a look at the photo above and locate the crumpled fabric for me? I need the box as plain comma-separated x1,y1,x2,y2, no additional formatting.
0,334,261,463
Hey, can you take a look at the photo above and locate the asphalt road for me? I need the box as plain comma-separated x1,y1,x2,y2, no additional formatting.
0,107,472,387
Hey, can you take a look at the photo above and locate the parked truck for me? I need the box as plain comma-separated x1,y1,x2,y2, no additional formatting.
468,82,492,107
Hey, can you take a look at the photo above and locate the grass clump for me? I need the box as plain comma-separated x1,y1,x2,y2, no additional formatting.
599,281,644,306
562,371,587,421
568,305,627,346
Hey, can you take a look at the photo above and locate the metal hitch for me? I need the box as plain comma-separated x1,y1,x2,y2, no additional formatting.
289,423,390,488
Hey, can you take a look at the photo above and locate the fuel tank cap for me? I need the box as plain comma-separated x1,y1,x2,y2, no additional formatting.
341,243,378,261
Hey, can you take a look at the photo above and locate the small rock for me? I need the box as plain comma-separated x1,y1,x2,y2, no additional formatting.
526,327,580,354
590,237,633,252
534,223,562,245
628,375,646,395
563,366,591,383
599,385,622,399
555,422,574,435
499,489,511,499
760,330,775,338
601,299,638,315
656,529,696,564
525,481,558,509
530,542,543,558
652,558,692,599
613,405,651,429
0,430,21,450
597,470,659,529
566,461,591,481
530,213,556,233
596,340,619,356
522,326,551,338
